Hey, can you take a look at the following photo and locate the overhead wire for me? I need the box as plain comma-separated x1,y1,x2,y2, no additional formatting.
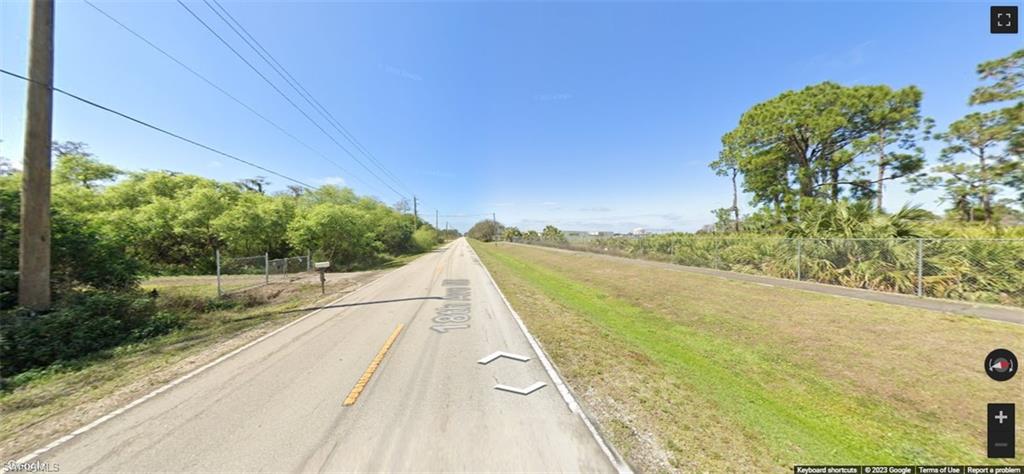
177,0,409,200
81,0,390,197
207,0,414,197
0,68,316,190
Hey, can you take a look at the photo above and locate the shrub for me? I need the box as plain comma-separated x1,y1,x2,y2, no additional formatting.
467,219,503,242
412,227,439,252
535,232,1024,307
1,175,142,307
0,290,184,376
287,203,374,269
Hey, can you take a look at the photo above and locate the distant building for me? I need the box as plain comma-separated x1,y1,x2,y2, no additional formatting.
562,230,617,241
631,227,647,235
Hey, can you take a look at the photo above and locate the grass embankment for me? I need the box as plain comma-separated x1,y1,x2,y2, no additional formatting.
0,269,386,460
471,241,1024,472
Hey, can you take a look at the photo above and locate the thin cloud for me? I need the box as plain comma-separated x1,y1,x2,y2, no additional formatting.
382,64,423,82
535,92,572,102
579,206,611,212
317,176,347,186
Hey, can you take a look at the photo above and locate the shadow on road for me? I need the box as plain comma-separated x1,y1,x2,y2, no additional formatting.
276,296,444,315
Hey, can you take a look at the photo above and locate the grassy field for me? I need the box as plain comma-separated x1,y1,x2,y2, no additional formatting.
143,253,425,299
0,270,384,460
471,241,1024,472
143,274,287,298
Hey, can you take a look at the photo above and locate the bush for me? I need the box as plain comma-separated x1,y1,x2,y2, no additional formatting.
0,270,16,309
533,232,1024,307
467,219,503,242
287,203,374,269
1,175,142,307
0,290,184,376
412,227,439,252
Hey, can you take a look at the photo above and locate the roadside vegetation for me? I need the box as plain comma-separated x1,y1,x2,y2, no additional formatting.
471,241,1024,472
703,49,1023,231
480,50,1024,307
513,213,1024,307
1,151,446,380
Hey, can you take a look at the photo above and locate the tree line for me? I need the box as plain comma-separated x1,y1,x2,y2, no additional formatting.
709,49,1023,232
465,219,567,243
0,146,449,376
1,145,443,305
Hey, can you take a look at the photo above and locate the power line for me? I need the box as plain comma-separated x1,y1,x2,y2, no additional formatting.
207,0,414,197
81,0,389,197
0,68,315,190
201,0,411,198
177,0,408,201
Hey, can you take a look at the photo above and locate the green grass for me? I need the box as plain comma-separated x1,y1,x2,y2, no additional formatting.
472,241,1023,471
141,251,431,299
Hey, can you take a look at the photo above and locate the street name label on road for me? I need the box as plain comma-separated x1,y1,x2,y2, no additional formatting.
494,382,547,395
477,351,531,364
432,279,472,334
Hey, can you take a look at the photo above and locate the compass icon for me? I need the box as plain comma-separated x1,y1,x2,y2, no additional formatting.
985,348,1018,382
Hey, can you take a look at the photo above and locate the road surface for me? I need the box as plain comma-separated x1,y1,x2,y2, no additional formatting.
28,238,618,472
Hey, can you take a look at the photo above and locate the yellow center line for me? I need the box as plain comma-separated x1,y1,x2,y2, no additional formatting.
343,323,404,406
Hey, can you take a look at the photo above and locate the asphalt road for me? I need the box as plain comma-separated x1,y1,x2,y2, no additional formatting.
32,238,618,473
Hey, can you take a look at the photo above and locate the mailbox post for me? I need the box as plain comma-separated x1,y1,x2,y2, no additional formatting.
314,261,330,294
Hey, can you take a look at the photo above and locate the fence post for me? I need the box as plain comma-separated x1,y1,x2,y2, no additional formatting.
307,249,311,272
714,238,722,270
916,238,924,297
265,252,269,284
215,248,222,297
796,238,803,281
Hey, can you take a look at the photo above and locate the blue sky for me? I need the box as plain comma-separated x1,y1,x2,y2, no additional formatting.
1,1,1020,232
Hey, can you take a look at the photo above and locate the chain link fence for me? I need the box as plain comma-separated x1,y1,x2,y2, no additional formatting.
515,236,1024,308
268,256,311,282
215,250,312,296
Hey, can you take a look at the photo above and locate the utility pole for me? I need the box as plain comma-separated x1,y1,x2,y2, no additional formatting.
435,209,438,229
412,196,418,225
18,0,55,311
492,212,497,242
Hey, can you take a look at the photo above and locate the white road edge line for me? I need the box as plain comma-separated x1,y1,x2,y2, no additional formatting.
6,266,402,470
467,241,634,474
